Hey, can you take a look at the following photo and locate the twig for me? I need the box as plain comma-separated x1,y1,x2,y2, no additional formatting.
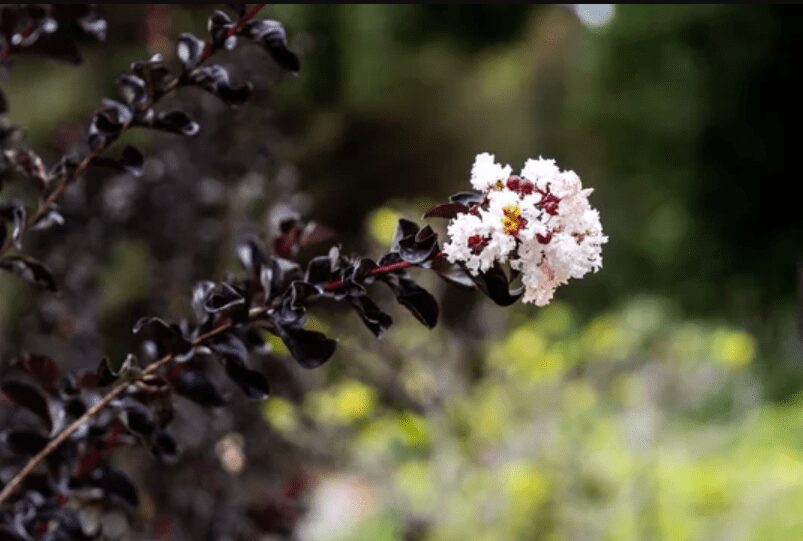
323,252,443,291
0,304,266,504
0,247,441,503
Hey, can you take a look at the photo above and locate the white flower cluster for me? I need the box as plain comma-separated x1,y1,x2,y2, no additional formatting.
443,152,607,306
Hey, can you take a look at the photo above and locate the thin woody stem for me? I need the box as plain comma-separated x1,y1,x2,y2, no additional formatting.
323,251,444,291
0,5,271,501
0,246,441,503
0,244,441,503
0,305,268,505
0,4,267,260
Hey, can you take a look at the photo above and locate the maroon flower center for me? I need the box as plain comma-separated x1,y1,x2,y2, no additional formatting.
541,193,560,215
467,234,489,254
536,231,553,244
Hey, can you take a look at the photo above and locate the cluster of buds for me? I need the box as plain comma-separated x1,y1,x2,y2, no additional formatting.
443,152,607,305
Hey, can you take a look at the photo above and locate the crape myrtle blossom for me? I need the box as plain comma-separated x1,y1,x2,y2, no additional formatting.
443,153,607,306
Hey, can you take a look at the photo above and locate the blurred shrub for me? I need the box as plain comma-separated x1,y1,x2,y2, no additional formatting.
269,296,801,541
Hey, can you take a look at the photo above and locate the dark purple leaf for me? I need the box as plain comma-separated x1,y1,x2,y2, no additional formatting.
94,145,144,177
432,257,475,288
273,280,319,327
1,429,48,456
151,429,179,462
0,255,57,291
88,100,133,149
120,397,157,438
423,202,469,220
176,32,206,70
237,235,268,281
77,11,106,41
350,295,392,338
383,276,439,329
276,327,337,369
95,355,138,387
187,64,252,106
1,379,55,432
223,357,269,399
149,110,200,136
30,208,65,232
86,466,139,507
132,317,192,356
119,145,144,176
240,19,300,72
209,333,249,365
305,255,336,284
173,369,225,407
467,264,524,306
397,223,438,265
208,10,234,47
117,74,148,109
50,1,106,43
391,218,420,251
131,54,174,97
64,396,87,418
202,282,245,314
0,200,26,249
268,256,302,290
191,280,215,325
449,191,484,206
242,325,271,355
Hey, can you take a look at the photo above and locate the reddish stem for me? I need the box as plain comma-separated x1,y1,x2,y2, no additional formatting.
200,3,266,62
323,251,443,291
0,7,52,64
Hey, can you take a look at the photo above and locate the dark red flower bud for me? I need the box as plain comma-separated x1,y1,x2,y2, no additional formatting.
467,235,489,254
506,175,521,191
541,193,560,215
536,231,553,244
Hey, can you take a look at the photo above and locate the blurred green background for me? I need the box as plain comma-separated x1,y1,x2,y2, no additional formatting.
1,4,801,540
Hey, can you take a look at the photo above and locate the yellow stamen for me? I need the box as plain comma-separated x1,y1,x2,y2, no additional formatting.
502,204,524,235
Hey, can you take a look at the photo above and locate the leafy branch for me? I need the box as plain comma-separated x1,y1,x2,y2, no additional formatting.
0,3,299,289
0,304,262,504
0,203,521,513
0,6,532,538
0,247,433,504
